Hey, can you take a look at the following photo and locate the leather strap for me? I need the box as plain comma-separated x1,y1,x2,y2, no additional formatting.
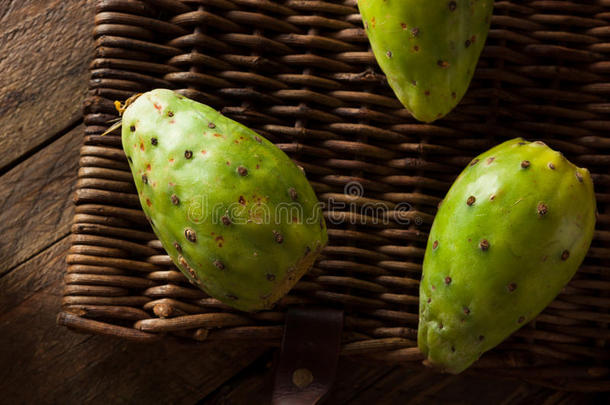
272,307,344,405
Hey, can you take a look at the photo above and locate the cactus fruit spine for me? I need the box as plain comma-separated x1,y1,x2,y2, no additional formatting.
358,0,494,123
418,138,596,374
121,89,328,312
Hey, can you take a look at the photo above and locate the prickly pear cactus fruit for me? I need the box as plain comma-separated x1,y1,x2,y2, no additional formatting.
358,0,494,123
419,138,596,374
121,89,328,312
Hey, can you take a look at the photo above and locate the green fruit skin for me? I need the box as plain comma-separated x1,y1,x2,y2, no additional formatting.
358,0,493,123
122,89,328,312
418,138,596,374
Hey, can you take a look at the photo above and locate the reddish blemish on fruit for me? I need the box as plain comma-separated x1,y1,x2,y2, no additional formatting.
424,90,430,96
214,133,224,138
140,143,145,151
400,22,407,29
169,182,175,186
256,164,260,169
238,196,246,205
146,199,152,207
215,235,224,247
153,102,162,111
226,161,231,166
169,158,174,163
169,119,175,124
414,45,420,52
371,16,376,28
146,164,151,171
201,150,207,154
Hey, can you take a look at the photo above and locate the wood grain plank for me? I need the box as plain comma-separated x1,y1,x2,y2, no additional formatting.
0,0,93,171
202,354,609,404
343,367,550,405
202,354,276,405
0,237,266,404
0,124,83,277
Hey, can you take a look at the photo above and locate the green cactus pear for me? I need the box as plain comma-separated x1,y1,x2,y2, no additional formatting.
358,0,494,123
418,138,596,374
121,89,328,312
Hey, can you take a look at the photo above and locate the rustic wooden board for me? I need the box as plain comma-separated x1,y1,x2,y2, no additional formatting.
202,354,610,404
0,0,93,172
0,124,82,277
0,236,267,404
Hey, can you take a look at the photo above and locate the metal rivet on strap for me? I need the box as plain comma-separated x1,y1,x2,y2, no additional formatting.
292,368,314,389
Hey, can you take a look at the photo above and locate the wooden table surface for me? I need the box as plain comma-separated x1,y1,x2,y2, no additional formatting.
0,1,608,404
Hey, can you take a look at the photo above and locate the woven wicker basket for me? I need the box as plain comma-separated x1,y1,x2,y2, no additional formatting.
58,0,610,391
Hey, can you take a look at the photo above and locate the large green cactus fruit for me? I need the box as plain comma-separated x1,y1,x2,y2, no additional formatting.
358,0,494,123
418,138,596,373
121,89,328,312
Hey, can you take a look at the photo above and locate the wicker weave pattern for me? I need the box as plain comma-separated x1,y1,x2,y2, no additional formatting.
60,0,610,390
